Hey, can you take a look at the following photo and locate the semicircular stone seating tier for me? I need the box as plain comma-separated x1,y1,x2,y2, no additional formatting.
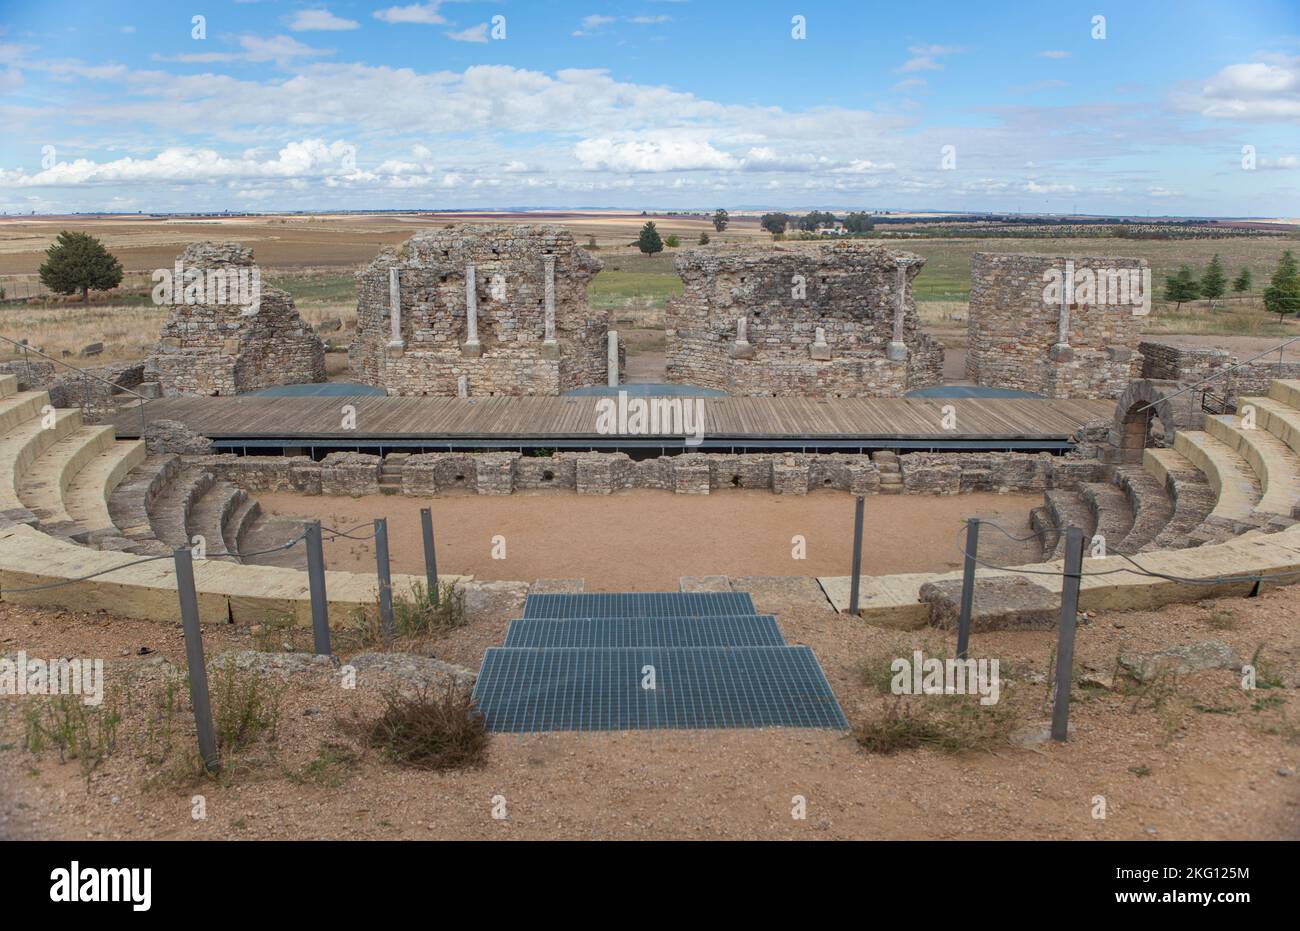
3,372,1300,628
817,378,1300,623
0,373,470,623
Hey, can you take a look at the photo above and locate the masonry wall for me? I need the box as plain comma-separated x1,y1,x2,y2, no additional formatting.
1139,339,1300,403
349,225,610,397
189,449,1095,498
665,242,943,398
966,253,1146,399
144,242,325,397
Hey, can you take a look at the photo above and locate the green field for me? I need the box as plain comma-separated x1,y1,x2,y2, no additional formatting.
905,236,1299,303
586,251,684,311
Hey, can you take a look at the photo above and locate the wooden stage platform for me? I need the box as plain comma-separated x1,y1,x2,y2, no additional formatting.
111,394,1114,452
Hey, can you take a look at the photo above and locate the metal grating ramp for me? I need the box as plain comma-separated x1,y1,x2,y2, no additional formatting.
504,615,785,648
473,646,849,732
522,591,756,619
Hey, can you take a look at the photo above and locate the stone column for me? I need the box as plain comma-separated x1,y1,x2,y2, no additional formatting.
1050,259,1074,362
463,264,482,357
811,325,831,360
607,330,619,387
886,263,909,361
542,254,559,359
457,374,469,398
387,267,404,354
732,316,754,359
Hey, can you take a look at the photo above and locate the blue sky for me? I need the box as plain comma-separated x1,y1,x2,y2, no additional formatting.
0,0,1297,215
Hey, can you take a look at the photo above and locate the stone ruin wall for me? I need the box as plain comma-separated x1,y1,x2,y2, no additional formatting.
144,242,325,397
349,225,612,397
665,242,943,398
1138,339,1300,402
190,448,1111,499
965,252,1146,400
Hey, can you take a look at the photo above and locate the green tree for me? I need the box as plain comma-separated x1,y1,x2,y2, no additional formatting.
1232,267,1252,295
637,221,664,255
759,212,789,236
38,230,123,304
797,210,837,232
1200,253,1227,306
698,232,710,245
1263,250,1300,322
664,233,681,248
712,209,729,232
843,211,874,233
1163,265,1201,312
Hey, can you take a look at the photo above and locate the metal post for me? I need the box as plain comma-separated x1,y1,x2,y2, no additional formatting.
420,507,439,604
956,518,979,660
173,548,219,773
847,495,865,615
374,517,394,641
1051,526,1085,742
304,521,330,655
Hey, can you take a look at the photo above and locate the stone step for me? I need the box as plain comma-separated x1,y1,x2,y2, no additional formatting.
0,390,48,436
1141,448,1218,552
0,374,18,399
0,406,81,523
1112,466,1174,554
63,439,147,541
186,481,247,560
1043,489,1093,559
1266,378,1300,410
224,496,262,559
1206,412,1300,519
1173,430,1262,524
1079,481,1135,554
149,468,216,549
16,424,116,536
1239,396,1300,460
108,454,180,545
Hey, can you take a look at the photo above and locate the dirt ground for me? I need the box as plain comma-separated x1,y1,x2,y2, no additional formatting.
0,579,1296,840
251,489,1043,591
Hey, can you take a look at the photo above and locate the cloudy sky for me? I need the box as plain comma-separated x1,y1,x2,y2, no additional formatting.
0,0,1297,216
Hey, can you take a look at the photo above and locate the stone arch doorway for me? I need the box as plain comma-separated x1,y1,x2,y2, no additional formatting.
1106,379,1196,464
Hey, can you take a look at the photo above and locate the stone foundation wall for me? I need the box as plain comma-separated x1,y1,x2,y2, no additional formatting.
1139,341,1231,384
144,242,325,397
966,252,1146,399
665,242,942,398
189,449,1101,498
349,225,611,397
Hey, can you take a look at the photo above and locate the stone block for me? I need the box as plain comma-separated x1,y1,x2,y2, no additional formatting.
918,576,1060,631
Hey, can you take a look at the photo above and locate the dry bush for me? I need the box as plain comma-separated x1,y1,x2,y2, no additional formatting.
365,682,488,771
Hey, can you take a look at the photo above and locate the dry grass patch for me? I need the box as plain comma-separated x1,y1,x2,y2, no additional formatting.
363,682,488,771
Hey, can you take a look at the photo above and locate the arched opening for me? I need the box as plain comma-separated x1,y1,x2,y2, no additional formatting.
1109,379,1184,464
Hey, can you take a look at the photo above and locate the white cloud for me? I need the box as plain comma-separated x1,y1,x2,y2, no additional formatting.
374,3,447,26
447,23,489,43
1182,55,1300,121
897,44,967,74
290,10,360,32
575,134,740,172
1038,50,1070,59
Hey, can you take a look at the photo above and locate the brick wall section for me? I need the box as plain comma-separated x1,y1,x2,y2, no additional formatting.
349,225,612,397
966,253,1145,399
1137,339,1299,402
190,450,1102,498
665,242,943,397
144,242,325,397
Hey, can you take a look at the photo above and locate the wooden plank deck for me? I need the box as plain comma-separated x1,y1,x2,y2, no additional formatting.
111,395,1114,442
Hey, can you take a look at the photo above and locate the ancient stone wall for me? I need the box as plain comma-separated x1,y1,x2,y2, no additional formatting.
144,242,325,397
966,253,1146,399
189,449,1091,498
665,242,943,398
349,225,610,397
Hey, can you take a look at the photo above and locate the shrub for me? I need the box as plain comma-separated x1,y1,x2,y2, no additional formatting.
366,683,488,770
854,693,1019,754
210,659,283,754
